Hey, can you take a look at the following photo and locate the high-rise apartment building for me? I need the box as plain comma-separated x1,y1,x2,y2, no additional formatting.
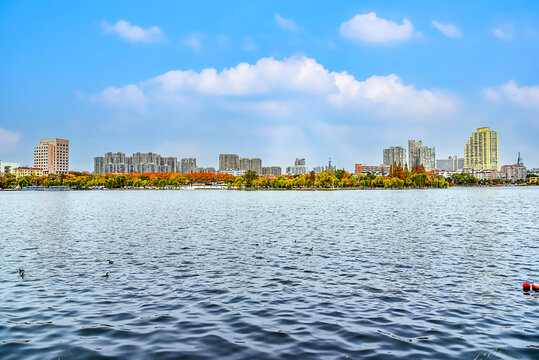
408,140,435,171
94,152,177,174
408,140,422,169
464,127,499,171
34,138,69,174
239,157,263,174
219,154,239,171
180,158,197,173
383,146,406,167
286,158,307,175
420,146,436,172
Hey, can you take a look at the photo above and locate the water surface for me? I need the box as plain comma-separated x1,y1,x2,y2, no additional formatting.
0,188,538,359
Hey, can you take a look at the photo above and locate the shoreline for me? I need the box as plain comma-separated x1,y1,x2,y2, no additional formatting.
1,184,533,192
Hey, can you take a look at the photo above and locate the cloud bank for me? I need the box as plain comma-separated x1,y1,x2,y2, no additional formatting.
339,12,414,44
92,56,456,118
102,20,164,43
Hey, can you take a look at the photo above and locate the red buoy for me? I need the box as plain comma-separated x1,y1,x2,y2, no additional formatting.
532,283,539,292
523,282,531,291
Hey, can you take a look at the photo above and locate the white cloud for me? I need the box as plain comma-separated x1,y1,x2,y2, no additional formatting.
339,12,414,44
102,20,163,43
91,84,147,109
329,73,456,115
492,24,514,41
484,80,539,108
92,56,456,118
432,21,462,38
184,34,202,50
0,128,21,153
274,14,297,31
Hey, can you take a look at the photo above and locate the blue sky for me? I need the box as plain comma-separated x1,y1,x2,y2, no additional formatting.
1,0,538,171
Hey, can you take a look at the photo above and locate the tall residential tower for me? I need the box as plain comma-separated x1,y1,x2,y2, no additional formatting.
464,127,499,171
408,140,435,171
383,146,406,167
219,154,240,171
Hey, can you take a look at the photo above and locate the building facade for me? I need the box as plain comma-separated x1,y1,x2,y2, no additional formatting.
239,158,263,174
0,161,20,174
436,156,464,171
219,154,240,171
501,164,527,182
408,140,435,171
383,146,406,167
34,138,69,174
286,158,307,175
94,152,178,174
180,158,196,174
355,164,391,176
194,166,216,173
420,146,436,172
261,166,282,176
220,169,247,176
464,127,499,171
13,167,44,178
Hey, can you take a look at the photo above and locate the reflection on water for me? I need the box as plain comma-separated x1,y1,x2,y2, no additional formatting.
0,188,538,359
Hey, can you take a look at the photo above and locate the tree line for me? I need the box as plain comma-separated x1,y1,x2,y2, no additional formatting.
0,168,458,190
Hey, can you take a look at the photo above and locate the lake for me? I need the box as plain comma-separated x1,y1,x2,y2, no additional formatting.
0,188,537,359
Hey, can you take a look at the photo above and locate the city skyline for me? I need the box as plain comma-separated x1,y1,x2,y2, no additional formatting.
2,130,532,175
1,1,539,170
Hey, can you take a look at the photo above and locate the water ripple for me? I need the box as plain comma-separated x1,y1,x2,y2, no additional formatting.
0,188,538,359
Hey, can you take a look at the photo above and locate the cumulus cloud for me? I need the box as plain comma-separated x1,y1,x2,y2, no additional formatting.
484,80,539,108
329,73,455,115
274,14,297,31
339,12,414,44
492,24,514,41
91,56,456,119
432,21,462,38
0,128,21,153
102,20,163,43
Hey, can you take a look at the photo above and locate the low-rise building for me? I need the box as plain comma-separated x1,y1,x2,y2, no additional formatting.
219,169,247,176
261,166,282,176
194,167,216,173
355,164,390,176
473,170,505,181
13,167,44,178
430,170,458,178
0,161,20,174
529,168,539,176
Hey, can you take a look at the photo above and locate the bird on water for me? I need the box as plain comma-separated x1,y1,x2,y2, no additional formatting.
108,260,114,264
103,272,109,278
18,269,24,278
